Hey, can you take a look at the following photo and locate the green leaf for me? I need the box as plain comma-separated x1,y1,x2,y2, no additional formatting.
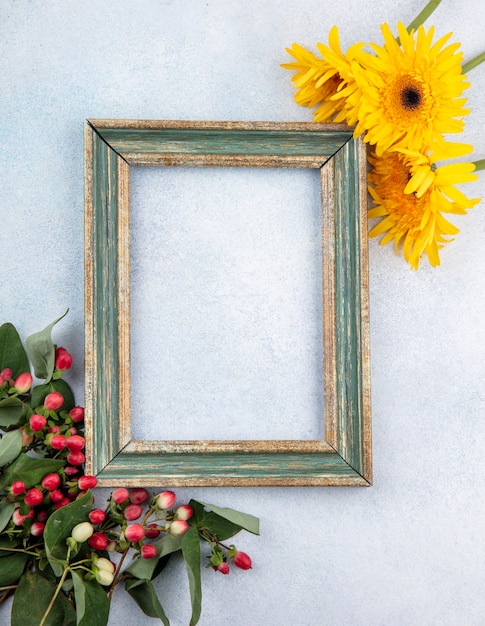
44,491,92,577
0,535,22,555
0,428,23,467
194,500,259,535
181,527,202,626
71,570,110,626
31,378,75,412
0,551,29,585
125,578,170,625
25,310,68,382
0,397,23,428
0,323,30,379
189,500,243,542
126,534,181,581
0,454,65,491
0,502,15,533
11,569,76,626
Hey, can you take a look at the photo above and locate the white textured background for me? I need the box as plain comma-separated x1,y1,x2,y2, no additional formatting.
1,1,485,625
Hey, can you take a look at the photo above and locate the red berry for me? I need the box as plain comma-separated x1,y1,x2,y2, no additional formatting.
69,406,85,423
64,466,79,476
112,488,129,504
47,425,61,434
88,532,109,550
41,473,61,491
44,392,64,411
29,414,47,431
233,551,252,570
54,498,71,509
129,488,149,505
67,450,85,466
124,524,145,543
30,522,45,536
124,504,143,521
78,475,97,490
49,490,64,503
141,544,157,559
12,508,34,526
11,481,26,495
55,347,73,371
14,372,33,393
89,509,106,524
65,435,85,451
49,435,67,450
24,488,44,507
36,510,49,523
216,561,230,574
144,524,161,539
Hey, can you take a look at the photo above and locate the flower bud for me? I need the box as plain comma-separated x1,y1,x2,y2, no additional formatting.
89,509,106,524
78,475,97,490
124,524,145,543
30,521,45,536
124,504,143,521
112,488,129,504
129,488,149,505
141,544,157,559
175,504,194,521
10,481,26,495
88,532,109,550
233,551,252,570
1,368,12,380
95,569,114,586
65,435,85,451
169,520,189,536
55,347,73,371
24,488,44,507
69,406,85,423
71,521,94,543
156,490,175,510
13,372,32,393
29,414,46,431
44,392,64,411
67,450,85,466
41,473,61,491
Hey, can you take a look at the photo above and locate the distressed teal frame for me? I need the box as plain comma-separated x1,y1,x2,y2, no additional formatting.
84,120,371,486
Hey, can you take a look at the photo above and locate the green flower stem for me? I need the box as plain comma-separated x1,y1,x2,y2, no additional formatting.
406,0,443,32
463,52,485,74
472,159,485,172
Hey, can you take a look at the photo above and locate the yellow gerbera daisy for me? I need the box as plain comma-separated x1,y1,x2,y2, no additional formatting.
368,145,479,269
352,22,470,155
282,26,364,123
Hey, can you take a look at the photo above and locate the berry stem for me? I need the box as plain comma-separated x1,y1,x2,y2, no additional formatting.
39,548,71,626
109,546,130,601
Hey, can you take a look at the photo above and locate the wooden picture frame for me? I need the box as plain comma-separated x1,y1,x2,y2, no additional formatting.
84,119,371,486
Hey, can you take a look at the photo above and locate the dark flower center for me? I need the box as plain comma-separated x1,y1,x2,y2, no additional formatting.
401,87,422,110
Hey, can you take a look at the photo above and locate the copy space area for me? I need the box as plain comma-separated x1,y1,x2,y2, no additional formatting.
130,166,324,441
